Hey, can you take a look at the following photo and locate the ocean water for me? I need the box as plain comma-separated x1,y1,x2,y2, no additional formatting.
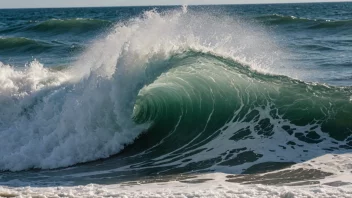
0,2,352,197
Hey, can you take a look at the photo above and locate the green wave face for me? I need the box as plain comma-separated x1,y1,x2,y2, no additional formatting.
131,52,352,166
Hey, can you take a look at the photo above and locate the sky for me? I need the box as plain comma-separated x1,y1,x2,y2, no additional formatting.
0,0,350,8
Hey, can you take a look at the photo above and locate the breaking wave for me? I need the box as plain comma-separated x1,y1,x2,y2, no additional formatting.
0,8,351,173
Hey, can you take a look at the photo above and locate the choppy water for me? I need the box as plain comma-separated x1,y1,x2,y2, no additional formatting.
0,3,351,189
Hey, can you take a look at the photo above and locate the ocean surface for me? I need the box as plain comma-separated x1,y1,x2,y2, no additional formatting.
0,2,352,197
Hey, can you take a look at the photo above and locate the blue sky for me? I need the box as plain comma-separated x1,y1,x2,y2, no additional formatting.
0,0,350,8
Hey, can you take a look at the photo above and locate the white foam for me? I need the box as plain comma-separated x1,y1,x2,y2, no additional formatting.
0,59,146,170
0,171,351,198
292,153,352,184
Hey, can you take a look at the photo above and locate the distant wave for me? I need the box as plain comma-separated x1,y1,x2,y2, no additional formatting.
308,20,352,29
0,37,52,53
26,18,113,34
0,37,84,54
300,44,335,51
257,14,352,29
256,14,313,24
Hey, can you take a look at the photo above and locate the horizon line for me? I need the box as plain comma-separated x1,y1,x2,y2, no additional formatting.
0,1,350,10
